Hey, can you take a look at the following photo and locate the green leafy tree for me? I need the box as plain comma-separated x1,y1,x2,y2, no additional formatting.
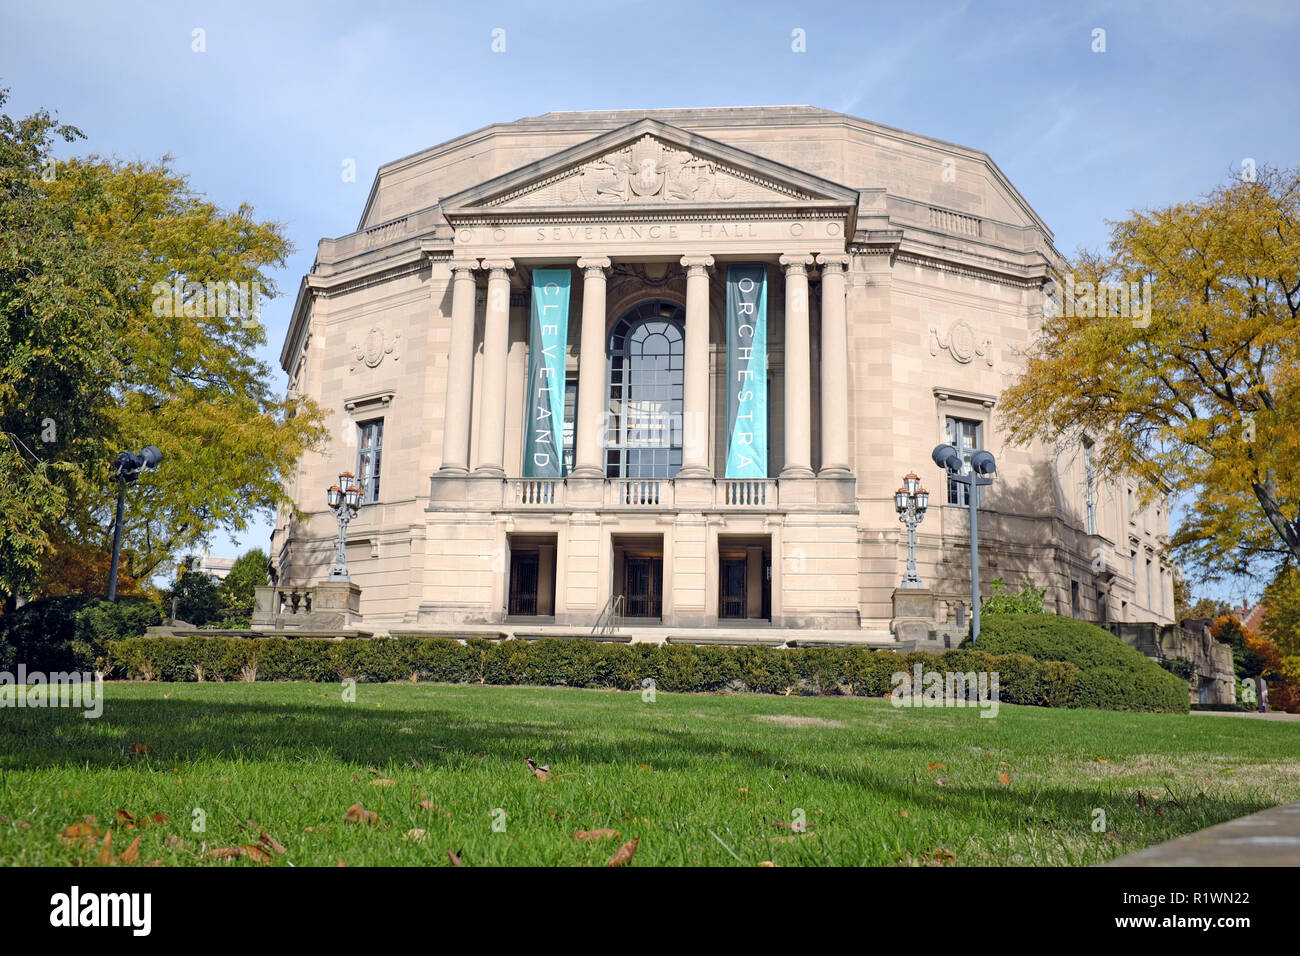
0,91,122,603
219,548,268,617
169,572,222,626
999,167,1300,583
0,91,325,602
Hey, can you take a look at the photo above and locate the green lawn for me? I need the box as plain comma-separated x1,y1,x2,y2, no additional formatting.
1,682,1297,866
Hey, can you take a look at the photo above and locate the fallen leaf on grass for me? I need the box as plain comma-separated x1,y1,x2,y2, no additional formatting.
119,837,140,865
757,860,779,867
370,779,396,787
418,800,452,818
404,829,427,843
525,758,551,781
1137,791,1147,809
898,810,910,818
606,837,640,867
344,803,380,826
164,835,188,852
997,773,1011,786
258,832,287,855
572,829,621,841
447,848,463,867
925,762,947,771
205,844,273,864
60,821,104,848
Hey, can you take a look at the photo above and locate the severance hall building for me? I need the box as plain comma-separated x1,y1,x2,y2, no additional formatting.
266,107,1176,643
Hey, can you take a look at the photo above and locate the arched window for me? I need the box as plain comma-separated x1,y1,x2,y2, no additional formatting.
606,300,685,478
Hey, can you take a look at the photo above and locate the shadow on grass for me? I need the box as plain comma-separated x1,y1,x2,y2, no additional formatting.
0,685,1280,849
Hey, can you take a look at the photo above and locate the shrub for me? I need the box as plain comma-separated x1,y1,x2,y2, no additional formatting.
972,613,1188,712
0,594,163,673
105,634,1160,712
981,576,1048,615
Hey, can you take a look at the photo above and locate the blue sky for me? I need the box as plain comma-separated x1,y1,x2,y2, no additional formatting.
3,0,1298,603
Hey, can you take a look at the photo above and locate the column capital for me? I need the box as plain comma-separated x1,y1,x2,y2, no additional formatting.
680,254,715,276
779,253,815,274
481,258,515,275
576,256,611,277
816,253,851,272
448,257,480,274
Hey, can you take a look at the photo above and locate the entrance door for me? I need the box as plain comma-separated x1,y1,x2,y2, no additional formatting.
719,557,747,619
508,551,540,616
623,556,663,618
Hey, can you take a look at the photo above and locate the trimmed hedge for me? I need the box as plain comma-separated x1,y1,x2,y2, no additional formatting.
0,594,163,673
103,635,1172,711
971,614,1189,713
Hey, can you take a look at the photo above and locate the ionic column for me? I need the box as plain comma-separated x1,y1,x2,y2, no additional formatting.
816,253,851,476
570,257,611,479
679,254,715,477
438,257,480,475
472,259,514,477
779,254,814,478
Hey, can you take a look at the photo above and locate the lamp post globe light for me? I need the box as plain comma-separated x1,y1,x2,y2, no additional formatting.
106,445,163,602
327,472,362,581
932,443,997,642
894,472,930,589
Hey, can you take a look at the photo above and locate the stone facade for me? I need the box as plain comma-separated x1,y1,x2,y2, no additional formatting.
269,107,1176,640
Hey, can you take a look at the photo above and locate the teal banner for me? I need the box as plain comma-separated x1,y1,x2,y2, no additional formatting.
523,269,571,477
724,265,768,478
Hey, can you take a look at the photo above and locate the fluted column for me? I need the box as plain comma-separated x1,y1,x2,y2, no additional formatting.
679,254,715,477
571,256,611,478
438,257,480,475
779,254,814,478
472,259,514,477
816,253,851,475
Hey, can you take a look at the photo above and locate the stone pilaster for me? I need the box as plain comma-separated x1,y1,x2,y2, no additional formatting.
779,253,814,478
472,259,514,477
571,256,611,479
816,253,851,475
438,258,480,475
679,254,715,477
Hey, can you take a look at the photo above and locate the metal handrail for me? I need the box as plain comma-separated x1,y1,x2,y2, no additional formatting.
591,593,625,636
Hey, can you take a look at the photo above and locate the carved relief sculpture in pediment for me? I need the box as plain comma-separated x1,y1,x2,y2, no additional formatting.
488,135,801,208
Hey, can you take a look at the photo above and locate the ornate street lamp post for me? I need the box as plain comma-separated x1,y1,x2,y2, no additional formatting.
107,446,162,602
893,472,930,589
326,472,362,581
931,445,997,642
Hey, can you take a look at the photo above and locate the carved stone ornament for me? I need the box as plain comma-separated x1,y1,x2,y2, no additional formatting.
524,135,773,206
351,326,400,371
930,320,992,367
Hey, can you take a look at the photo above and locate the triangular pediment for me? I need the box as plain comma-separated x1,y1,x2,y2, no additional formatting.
439,119,860,216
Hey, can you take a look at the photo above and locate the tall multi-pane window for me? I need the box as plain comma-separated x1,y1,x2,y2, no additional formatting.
944,416,981,505
605,300,685,479
357,418,383,504
1082,439,1096,534
562,375,578,476
1145,558,1152,608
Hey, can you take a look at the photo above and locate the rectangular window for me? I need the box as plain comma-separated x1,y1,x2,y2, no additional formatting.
944,416,981,506
1129,549,1137,581
1126,487,1135,524
1070,580,1080,619
1145,558,1152,608
356,418,383,504
1082,440,1096,535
